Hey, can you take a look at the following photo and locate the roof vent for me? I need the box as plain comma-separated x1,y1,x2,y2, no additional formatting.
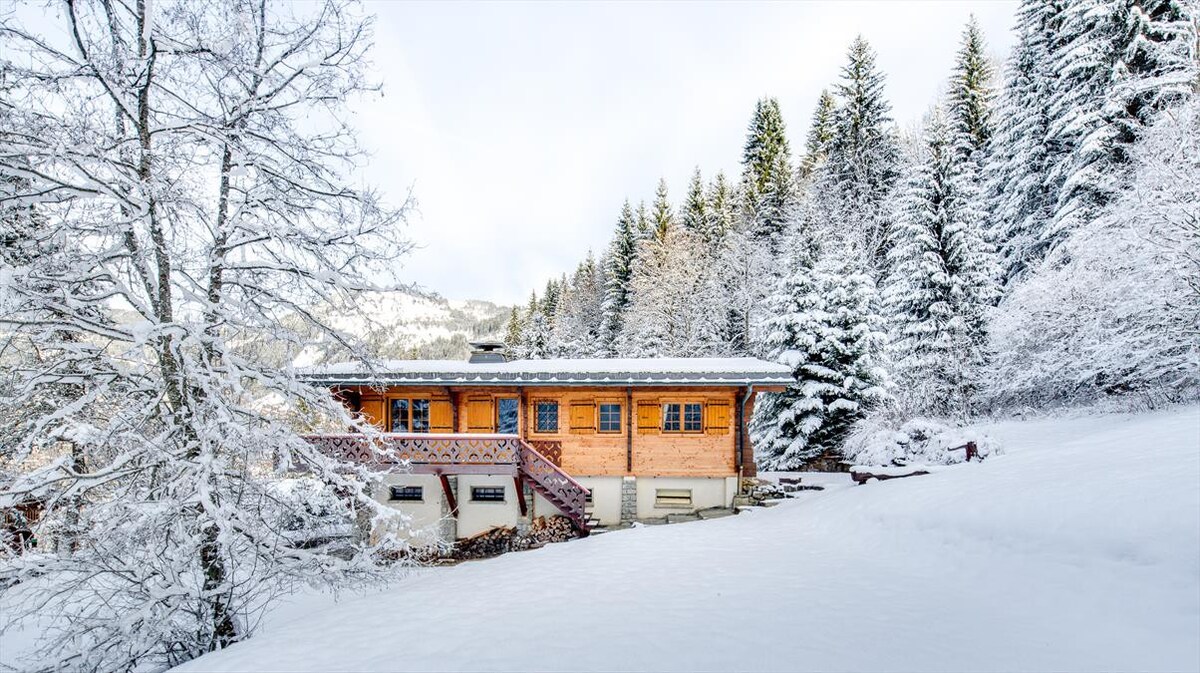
468,340,508,364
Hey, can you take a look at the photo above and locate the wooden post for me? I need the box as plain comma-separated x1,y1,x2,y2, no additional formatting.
625,386,633,474
741,390,758,478
514,475,528,517
439,473,458,518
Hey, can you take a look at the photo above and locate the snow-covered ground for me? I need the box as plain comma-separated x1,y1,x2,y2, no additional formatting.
12,406,1197,672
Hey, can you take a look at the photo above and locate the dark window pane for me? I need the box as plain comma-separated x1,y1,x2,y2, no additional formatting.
390,399,409,433
471,486,505,502
411,399,430,433
497,398,519,434
536,402,559,433
389,485,423,502
599,403,621,432
684,403,703,432
662,403,681,432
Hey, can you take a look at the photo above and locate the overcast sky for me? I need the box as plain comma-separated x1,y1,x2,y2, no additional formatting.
352,1,1019,305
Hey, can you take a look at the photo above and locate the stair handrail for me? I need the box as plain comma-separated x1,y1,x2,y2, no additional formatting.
517,439,589,531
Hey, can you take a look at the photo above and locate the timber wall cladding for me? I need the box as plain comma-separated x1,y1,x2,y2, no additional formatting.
340,385,738,478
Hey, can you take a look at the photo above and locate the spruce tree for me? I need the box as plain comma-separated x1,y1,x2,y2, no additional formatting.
704,172,737,249
739,97,798,244
800,89,837,179
503,307,524,357
649,178,674,243
681,168,709,236
948,16,994,158
752,252,888,470
600,200,638,354
518,291,549,359
884,108,999,416
820,35,901,273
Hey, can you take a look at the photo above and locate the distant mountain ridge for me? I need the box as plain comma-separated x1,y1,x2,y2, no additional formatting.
294,290,510,366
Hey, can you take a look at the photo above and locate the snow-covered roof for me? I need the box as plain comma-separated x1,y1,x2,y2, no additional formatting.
300,357,792,387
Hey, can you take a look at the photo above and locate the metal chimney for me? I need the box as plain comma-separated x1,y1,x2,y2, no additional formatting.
467,340,508,363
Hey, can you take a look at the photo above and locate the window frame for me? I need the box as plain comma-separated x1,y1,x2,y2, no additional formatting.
597,401,622,434
533,399,560,434
388,485,424,502
495,397,520,435
661,400,705,434
388,396,433,434
470,486,506,503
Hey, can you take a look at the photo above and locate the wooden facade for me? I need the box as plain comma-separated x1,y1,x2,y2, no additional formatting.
335,384,761,479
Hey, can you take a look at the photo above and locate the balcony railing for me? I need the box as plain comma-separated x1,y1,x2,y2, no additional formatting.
301,433,523,474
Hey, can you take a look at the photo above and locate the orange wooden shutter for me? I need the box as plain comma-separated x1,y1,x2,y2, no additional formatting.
359,398,385,428
636,401,660,434
705,401,731,434
569,402,596,433
466,398,494,432
430,399,454,432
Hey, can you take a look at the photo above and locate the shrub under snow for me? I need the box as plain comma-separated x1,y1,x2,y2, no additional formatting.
844,415,1002,467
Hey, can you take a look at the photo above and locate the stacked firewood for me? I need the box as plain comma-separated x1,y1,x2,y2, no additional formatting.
450,516,576,561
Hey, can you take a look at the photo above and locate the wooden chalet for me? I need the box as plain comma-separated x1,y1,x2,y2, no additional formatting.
302,343,790,540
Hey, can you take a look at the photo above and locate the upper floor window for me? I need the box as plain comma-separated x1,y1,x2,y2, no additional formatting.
662,402,703,433
598,403,622,433
535,401,559,433
390,398,431,433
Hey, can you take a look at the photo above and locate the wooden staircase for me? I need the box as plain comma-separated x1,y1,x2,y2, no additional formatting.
517,439,591,536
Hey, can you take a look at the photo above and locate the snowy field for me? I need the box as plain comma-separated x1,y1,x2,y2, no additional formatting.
13,406,1198,672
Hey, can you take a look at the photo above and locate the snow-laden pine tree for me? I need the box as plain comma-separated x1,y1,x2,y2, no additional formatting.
884,108,999,417
619,221,727,357
948,16,995,159
517,291,550,358
800,90,838,181
0,1,416,668
753,249,889,470
739,97,799,246
681,168,710,236
600,201,638,354
548,253,606,357
980,1,1062,284
1041,0,1198,259
704,171,738,251
504,307,525,356
817,35,902,274
985,94,1200,407
649,178,675,241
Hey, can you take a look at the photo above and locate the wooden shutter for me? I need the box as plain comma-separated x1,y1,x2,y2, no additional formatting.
569,401,596,434
429,399,454,433
359,398,385,428
466,398,494,433
705,401,731,434
636,401,660,435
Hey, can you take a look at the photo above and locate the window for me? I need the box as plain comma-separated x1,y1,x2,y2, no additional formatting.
389,485,423,502
655,489,693,508
598,403,621,433
662,402,703,433
535,401,559,433
496,398,519,434
389,398,431,433
471,486,505,502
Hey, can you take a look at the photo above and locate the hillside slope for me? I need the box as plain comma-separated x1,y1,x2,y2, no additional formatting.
175,405,1200,672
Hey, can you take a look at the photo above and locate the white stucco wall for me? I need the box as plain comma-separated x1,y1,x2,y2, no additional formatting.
374,474,448,544
455,475,521,538
634,476,737,519
530,476,623,526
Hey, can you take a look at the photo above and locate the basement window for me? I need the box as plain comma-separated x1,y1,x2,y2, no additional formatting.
655,489,693,508
389,485,423,502
471,486,506,503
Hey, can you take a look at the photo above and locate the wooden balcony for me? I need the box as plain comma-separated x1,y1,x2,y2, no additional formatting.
302,432,524,475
